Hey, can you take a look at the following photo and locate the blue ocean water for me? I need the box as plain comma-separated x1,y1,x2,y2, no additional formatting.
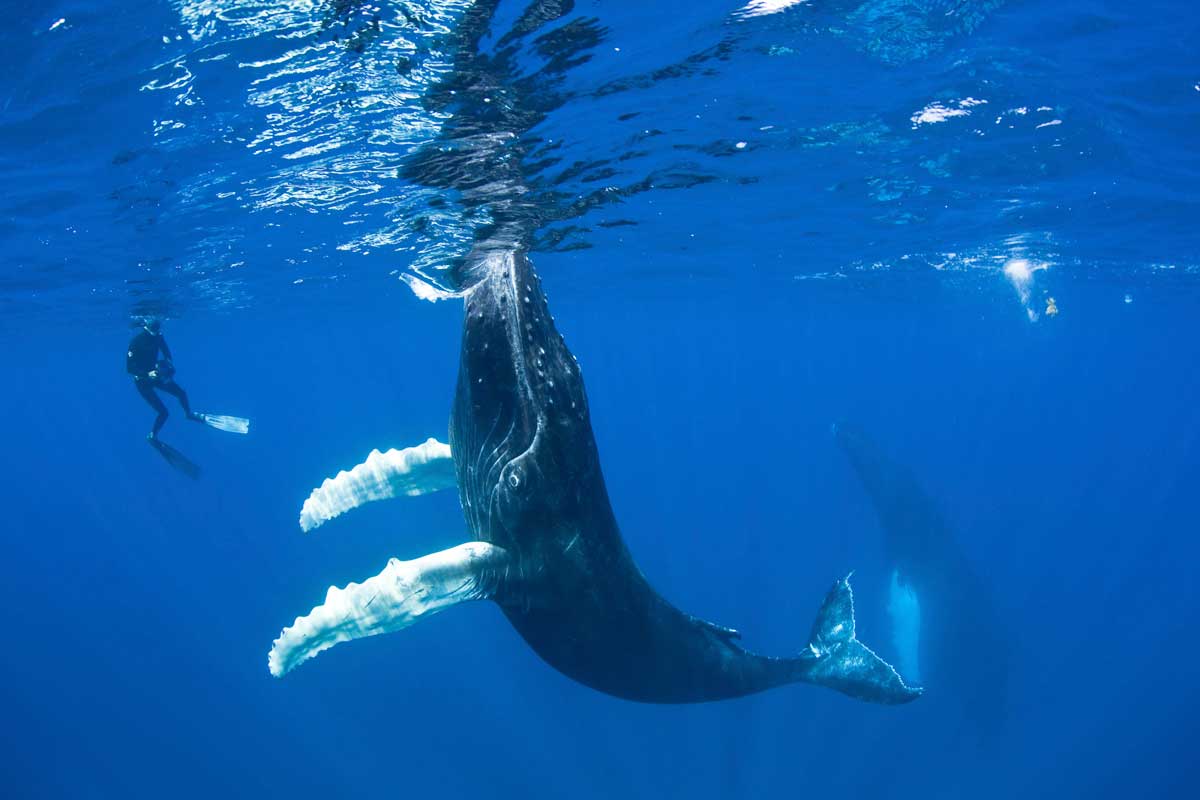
2,1,1198,797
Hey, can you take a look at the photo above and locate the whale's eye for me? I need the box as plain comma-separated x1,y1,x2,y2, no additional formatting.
507,470,521,489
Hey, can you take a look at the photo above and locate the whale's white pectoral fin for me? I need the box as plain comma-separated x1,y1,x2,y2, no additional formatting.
268,541,509,677
298,438,457,532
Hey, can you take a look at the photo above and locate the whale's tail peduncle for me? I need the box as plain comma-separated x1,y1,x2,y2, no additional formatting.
799,574,923,704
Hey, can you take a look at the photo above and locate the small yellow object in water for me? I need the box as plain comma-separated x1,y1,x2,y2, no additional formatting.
1045,296,1059,317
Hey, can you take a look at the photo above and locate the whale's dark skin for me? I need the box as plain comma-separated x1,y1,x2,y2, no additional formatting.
451,251,785,702
449,250,920,704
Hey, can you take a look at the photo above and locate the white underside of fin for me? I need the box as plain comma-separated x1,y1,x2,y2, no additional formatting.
268,541,507,677
887,569,922,685
299,438,457,532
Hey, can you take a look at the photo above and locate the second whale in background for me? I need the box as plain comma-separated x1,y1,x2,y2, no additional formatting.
834,422,1010,732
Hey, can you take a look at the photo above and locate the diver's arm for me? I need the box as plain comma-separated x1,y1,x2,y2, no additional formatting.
159,336,173,362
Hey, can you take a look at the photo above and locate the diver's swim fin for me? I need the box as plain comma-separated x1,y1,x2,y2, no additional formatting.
148,439,202,479
193,413,250,435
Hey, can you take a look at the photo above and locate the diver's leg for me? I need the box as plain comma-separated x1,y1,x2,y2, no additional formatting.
158,380,194,418
135,379,168,438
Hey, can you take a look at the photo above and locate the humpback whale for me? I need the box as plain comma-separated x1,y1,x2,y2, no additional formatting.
267,250,921,706
833,422,1008,726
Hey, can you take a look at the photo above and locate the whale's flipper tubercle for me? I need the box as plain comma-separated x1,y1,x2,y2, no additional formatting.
268,541,510,677
299,438,457,532
802,575,924,705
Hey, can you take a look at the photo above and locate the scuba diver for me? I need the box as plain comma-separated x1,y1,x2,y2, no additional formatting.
128,318,250,480
127,318,252,445
127,319,199,441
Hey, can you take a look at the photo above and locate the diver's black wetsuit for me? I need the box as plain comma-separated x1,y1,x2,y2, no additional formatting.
127,328,193,437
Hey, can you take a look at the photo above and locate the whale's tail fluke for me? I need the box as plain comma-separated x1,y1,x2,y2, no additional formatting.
801,575,923,705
